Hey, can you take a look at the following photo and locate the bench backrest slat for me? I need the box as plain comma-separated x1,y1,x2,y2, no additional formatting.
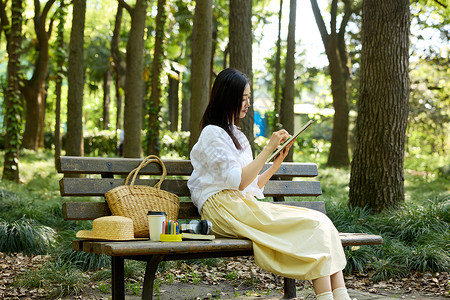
62,201,326,220
56,156,319,178
59,178,322,197
57,156,323,222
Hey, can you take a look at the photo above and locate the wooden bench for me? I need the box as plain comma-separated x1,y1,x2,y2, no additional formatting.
56,156,383,300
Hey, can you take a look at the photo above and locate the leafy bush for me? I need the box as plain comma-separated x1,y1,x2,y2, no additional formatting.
43,130,119,156
326,202,376,234
372,197,449,245
344,245,377,274
0,219,56,255
159,130,190,159
326,193,449,279
408,244,450,273
83,130,118,156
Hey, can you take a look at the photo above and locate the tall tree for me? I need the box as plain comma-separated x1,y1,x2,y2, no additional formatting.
111,2,126,149
189,0,212,149
310,0,356,167
66,0,86,157
54,0,67,164
146,0,167,155
102,70,111,129
168,70,180,132
229,0,253,148
1,0,23,182
21,0,57,150
349,0,410,212
273,0,283,131
120,0,147,158
279,0,296,162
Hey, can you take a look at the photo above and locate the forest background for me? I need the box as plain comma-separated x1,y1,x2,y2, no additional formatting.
0,0,449,297
1,0,448,211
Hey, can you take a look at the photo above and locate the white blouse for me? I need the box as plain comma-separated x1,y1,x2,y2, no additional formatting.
188,125,264,214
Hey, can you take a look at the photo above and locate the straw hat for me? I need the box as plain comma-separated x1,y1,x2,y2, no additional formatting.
76,216,144,241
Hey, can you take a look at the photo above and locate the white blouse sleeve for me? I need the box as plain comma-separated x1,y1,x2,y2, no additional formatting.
194,127,242,190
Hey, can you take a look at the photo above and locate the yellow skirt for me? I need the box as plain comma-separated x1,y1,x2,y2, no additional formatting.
201,189,347,280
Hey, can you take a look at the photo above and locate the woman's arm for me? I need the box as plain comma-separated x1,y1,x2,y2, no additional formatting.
239,130,290,191
257,138,295,188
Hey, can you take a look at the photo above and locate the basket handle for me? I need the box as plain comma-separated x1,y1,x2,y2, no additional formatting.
125,155,167,189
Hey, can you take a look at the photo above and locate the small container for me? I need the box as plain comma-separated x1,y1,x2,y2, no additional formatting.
159,234,182,242
147,211,166,241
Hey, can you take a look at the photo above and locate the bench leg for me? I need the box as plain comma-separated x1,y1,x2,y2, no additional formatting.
141,255,163,300
283,277,296,299
111,256,125,300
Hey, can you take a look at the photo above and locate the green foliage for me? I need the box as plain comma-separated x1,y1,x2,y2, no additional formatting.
327,196,450,279
83,130,119,156
344,245,377,275
43,130,119,156
408,243,450,273
0,219,56,255
158,130,190,159
408,58,450,157
54,238,111,271
15,257,89,298
326,202,376,234
372,197,449,245
321,165,449,279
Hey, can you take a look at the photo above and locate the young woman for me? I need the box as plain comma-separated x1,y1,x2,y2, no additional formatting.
187,68,353,300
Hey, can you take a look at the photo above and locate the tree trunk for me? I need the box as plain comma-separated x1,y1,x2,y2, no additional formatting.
21,0,56,150
66,0,86,157
310,0,351,167
115,74,122,131
111,2,125,151
181,91,190,132
280,0,296,162
54,0,66,165
349,0,410,213
273,0,283,132
189,0,212,149
210,13,218,87
55,75,62,161
122,0,148,158
168,71,180,132
229,0,253,149
326,34,350,167
103,70,111,130
1,0,23,182
146,0,167,155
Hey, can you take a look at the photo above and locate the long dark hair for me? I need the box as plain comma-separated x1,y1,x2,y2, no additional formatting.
201,68,248,150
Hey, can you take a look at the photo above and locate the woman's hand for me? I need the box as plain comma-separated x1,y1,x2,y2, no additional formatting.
266,129,290,153
256,133,296,189
272,137,296,166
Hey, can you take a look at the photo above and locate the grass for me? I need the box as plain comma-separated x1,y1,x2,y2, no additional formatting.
0,219,56,255
0,148,449,296
16,257,89,298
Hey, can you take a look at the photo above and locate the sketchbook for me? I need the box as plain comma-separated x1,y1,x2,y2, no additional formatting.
266,120,314,162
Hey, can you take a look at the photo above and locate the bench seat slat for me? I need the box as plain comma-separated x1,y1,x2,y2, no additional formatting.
57,156,319,178
60,178,322,197
72,233,383,256
63,201,326,220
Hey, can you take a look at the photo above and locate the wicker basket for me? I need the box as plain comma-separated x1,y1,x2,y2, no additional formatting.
105,155,180,238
